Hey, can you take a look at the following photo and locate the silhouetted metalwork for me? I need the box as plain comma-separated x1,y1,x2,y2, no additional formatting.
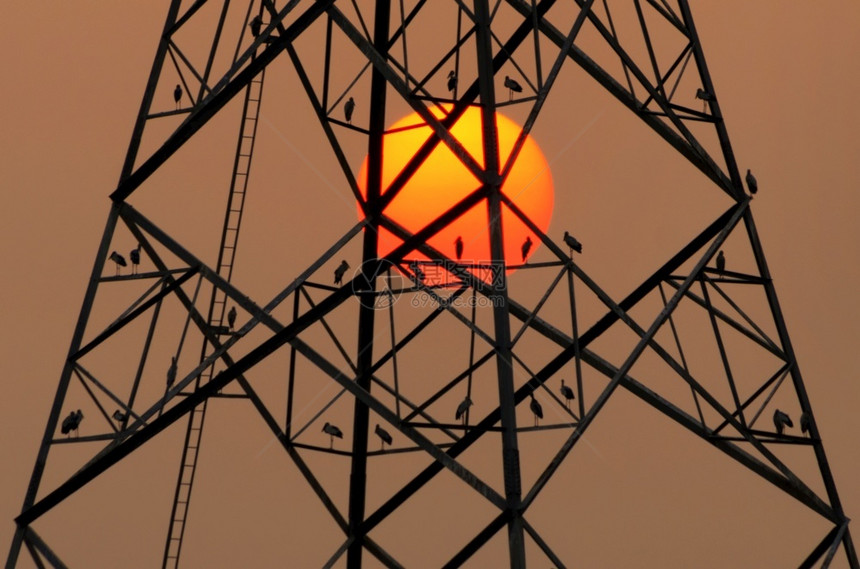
8,2,857,568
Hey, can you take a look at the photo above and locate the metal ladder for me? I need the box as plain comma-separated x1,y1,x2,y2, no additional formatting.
162,67,265,569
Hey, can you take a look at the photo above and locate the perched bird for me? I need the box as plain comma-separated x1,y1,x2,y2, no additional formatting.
715,250,725,273
173,84,182,110
334,260,350,285
745,169,758,195
129,245,141,275
375,423,393,450
560,379,575,410
454,236,464,261
695,88,714,101
773,408,793,435
447,70,457,93
800,412,811,435
227,306,237,330
455,396,472,425
504,75,523,101
529,393,543,427
112,409,128,423
166,356,177,389
521,235,533,262
563,231,582,255
249,14,263,38
60,409,83,437
109,251,127,275
695,88,714,111
322,422,343,449
344,96,355,124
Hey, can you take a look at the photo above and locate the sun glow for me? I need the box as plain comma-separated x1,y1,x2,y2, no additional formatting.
357,105,554,270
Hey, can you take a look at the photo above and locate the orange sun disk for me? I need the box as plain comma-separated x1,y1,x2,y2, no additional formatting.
357,106,554,271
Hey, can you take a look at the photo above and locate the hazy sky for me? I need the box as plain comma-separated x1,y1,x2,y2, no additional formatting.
1,3,859,567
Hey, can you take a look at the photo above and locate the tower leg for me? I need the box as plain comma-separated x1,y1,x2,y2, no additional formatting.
346,2,391,567
474,1,526,565
7,206,120,568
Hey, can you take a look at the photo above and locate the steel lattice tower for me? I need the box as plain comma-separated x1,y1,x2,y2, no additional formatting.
8,1,857,568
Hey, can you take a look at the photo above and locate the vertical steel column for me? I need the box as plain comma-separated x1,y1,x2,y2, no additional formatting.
742,211,859,568
474,1,526,567
676,0,744,199
346,2,390,567
6,205,121,568
118,0,183,185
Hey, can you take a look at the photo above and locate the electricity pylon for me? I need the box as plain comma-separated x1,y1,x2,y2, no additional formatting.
8,1,857,568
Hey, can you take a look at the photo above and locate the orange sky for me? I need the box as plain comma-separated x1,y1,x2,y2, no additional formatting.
1,3,859,567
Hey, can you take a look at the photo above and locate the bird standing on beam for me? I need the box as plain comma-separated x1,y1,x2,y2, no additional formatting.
560,379,575,410
227,306,237,330
129,245,141,275
563,231,582,256
334,260,350,285
715,250,725,274
322,422,343,449
249,15,263,38
60,409,83,437
529,393,543,427
447,70,457,94
454,236,464,261
456,396,472,426
695,88,714,111
800,412,811,436
344,96,355,124
773,409,793,435
109,251,127,276
166,356,177,390
746,169,758,196
374,423,393,451
173,84,182,110
504,75,523,101
521,236,533,262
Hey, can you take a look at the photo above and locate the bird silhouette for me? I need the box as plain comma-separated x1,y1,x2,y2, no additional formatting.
529,393,543,427
227,306,237,330
129,245,141,275
109,251,127,276
112,409,128,423
249,14,263,38
454,236,464,261
773,408,793,435
521,235,533,262
166,356,177,389
695,88,714,111
715,250,725,273
563,231,582,255
745,169,758,195
60,409,83,437
800,412,811,436
504,75,523,101
447,70,457,93
374,423,393,450
560,379,575,410
455,396,472,425
344,96,355,124
695,88,714,102
173,84,182,110
322,422,343,449
334,260,350,285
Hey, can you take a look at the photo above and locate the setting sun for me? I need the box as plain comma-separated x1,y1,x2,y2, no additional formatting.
357,106,554,269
